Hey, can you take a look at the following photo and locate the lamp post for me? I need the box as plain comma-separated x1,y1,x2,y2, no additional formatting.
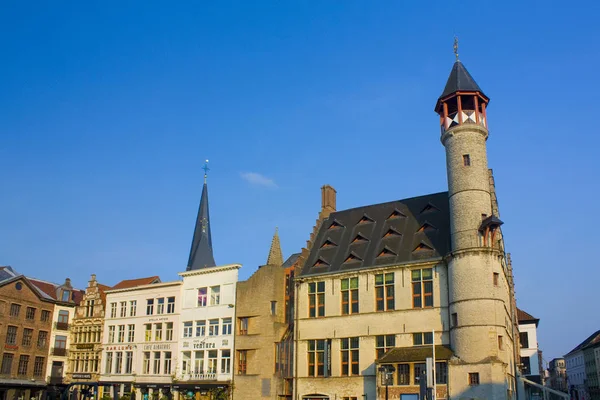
378,365,396,400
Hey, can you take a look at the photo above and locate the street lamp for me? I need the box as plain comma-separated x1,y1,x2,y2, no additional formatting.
378,365,396,400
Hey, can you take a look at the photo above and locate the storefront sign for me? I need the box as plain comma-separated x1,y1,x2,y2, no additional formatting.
76,344,95,350
143,344,172,350
72,373,92,379
104,345,134,351
193,342,215,349
148,317,170,322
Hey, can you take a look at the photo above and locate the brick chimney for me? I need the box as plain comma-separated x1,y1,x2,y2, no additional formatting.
321,185,336,215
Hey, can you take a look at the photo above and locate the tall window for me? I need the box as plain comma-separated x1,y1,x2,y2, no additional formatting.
108,326,115,343
55,335,67,349
120,302,127,317
110,303,117,318
341,337,359,376
105,352,113,374
164,352,172,374
34,357,44,377
10,303,21,317
17,355,29,375
239,318,248,335
127,324,135,342
26,307,36,320
414,363,426,385
413,332,433,346
412,268,433,308
167,297,175,313
22,328,33,346
222,318,232,335
183,322,193,338
153,352,161,374
436,362,448,384
125,352,133,374
6,326,17,344
144,324,152,341
207,350,218,373
37,331,48,348
155,323,163,341
142,352,150,374
307,339,326,377
308,282,325,318
520,332,529,348
196,321,206,337
375,273,395,311
210,286,220,306
41,310,51,322
127,300,136,317
181,352,190,374
146,299,154,315
115,352,123,374
198,288,208,307
118,325,125,343
157,298,165,314
209,319,219,336
341,277,359,315
86,300,95,317
376,335,395,358
61,289,71,301
221,349,231,374
1,354,13,374
166,323,173,341
238,350,247,375
397,364,410,385
194,351,204,374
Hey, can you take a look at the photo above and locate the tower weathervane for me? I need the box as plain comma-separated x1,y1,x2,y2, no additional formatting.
202,159,210,182
453,36,459,61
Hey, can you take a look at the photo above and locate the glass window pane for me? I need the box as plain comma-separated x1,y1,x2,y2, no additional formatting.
422,268,433,279
341,338,348,350
341,279,349,291
308,341,315,351
350,337,359,348
411,270,421,281
376,336,384,347
424,332,433,344
386,335,396,347
385,273,394,284
350,277,358,289
308,283,315,293
375,274,383,285
413,333,423,345
317,281,325,292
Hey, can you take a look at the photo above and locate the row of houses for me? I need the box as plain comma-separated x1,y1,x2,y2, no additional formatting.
1,54,553,400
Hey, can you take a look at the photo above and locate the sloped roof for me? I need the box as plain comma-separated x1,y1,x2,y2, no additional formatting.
439,60,485,99
0,266,20,282
111,276,161,290
566,330,600,356
0,275,54,302
300,192,450,277
282,253,300,270
517,308,539,325
378,345,453,364
187,181,216,270
29,278,85,304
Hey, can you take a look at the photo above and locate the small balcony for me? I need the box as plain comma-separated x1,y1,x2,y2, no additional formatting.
181,372,217,381
51,347,67,357
54,322,69,331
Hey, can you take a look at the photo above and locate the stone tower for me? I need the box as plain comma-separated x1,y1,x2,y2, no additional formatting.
436,54,517,399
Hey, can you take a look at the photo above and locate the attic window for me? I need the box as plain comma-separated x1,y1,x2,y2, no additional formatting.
383,228,402,238
313,257,330,268
413,242,434,252
358,214,374,224
344,252,363,263
328,220,344,230
377,247,397,257
420,203,440,214
417,222,436,233
352,233,369,243
321,239,337,249
387,209,406,220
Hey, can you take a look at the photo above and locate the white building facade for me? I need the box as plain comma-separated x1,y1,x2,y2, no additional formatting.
517,309,541,381
175,264,240,399
99,280,181,399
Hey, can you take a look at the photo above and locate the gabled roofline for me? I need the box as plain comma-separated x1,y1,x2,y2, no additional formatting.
178,263,242,278
0,275,56,304
105,280,183,294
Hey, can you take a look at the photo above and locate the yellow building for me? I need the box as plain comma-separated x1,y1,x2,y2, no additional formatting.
293,54,520,400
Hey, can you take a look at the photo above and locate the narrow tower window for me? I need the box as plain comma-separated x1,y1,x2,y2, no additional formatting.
451,313,458,327
493,273,500,286
463,154,471,166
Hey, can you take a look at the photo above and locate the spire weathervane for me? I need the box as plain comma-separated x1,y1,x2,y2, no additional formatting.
453,36,459,61
202,159,210,183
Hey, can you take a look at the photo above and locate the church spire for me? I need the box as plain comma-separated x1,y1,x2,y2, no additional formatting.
266,227,284,267
187,161,216,271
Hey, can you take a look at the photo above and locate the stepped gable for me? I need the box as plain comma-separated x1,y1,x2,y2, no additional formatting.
300,191,450,277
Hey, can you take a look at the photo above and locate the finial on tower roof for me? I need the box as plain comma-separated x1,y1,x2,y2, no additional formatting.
202,160,210,183
453,36,459,61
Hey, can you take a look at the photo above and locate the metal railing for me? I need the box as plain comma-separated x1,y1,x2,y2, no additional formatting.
51,347,67,356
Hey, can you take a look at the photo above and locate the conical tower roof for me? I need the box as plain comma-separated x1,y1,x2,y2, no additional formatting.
439,60,486,100
187,171,216,271
266,227,284,267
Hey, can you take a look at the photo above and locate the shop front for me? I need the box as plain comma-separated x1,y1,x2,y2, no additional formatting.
171,383,229,400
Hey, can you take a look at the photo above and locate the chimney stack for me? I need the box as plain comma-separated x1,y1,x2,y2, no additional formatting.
321,185,336,214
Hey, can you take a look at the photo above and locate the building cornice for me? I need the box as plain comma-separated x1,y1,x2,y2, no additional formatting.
105,280,182,294
178,263,242,278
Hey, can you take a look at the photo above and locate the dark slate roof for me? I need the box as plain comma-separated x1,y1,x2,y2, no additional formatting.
0,266,19,282
282,253,300,270
187,181,216,271
378,345,453,364
517,308,539,325
300,192,450,277
565,330,600,356
439,61,485,100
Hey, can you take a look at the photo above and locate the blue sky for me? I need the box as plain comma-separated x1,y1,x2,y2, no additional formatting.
1,1,599,362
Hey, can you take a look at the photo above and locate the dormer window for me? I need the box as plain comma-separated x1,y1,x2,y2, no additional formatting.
61,290,71,302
